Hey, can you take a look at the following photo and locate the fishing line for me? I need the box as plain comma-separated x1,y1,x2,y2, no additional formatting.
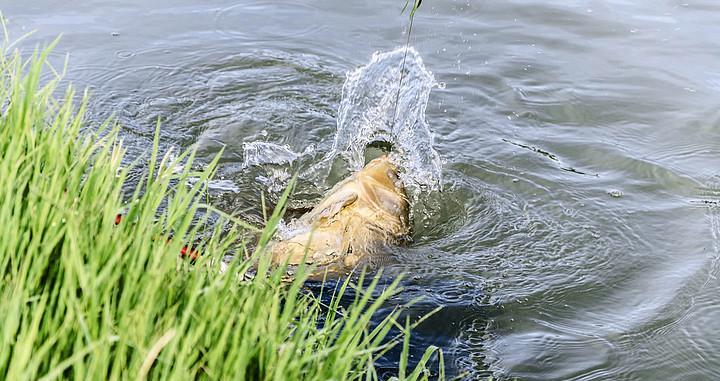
392,0,422,132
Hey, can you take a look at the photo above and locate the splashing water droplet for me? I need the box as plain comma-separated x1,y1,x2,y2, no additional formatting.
320,47,442,193
241,47,442,197
242,141,299,167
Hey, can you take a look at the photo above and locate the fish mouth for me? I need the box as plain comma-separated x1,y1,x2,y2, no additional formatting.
364,140,394,165
362,155,402,188
361,140,404,189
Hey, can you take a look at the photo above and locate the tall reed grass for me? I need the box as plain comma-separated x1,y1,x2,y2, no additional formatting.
0,40,443,380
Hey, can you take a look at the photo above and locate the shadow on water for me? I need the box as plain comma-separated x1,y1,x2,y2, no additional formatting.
303,275,498,380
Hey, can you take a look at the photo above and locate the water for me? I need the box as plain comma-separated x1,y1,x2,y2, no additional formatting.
4,1,720,379
241,47,441,197
328,47,442,191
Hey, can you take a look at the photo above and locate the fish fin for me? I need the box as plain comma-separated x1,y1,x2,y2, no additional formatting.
316,190,358,221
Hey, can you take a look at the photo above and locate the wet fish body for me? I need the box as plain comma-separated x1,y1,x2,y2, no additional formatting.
270,156,410,271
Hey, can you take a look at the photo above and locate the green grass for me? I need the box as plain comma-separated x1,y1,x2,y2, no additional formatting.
0,40,444,380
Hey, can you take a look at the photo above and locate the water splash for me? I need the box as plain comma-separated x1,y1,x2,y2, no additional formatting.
242,141,301,167
242,141,308,193
327,47,442,192
242,47,442,195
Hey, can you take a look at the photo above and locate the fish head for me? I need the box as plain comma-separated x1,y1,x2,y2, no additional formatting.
354,155,410,235
359,155,404,192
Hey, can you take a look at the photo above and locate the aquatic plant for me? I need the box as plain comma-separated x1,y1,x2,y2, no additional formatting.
0,40,443,379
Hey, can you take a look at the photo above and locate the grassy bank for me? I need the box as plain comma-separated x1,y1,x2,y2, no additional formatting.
0,41,443,380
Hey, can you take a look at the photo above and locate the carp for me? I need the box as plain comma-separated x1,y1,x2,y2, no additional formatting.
269,155,410,271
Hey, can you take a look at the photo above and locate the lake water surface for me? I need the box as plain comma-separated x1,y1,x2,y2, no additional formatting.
4,0,720,379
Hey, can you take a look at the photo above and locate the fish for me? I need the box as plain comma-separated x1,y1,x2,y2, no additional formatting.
269,155,410,272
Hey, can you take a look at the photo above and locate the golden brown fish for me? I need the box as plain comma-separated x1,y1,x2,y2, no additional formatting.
269,155,410,271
